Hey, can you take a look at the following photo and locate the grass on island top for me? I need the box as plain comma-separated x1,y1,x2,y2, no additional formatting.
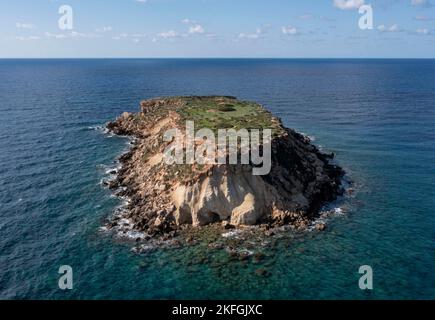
176,96,284,136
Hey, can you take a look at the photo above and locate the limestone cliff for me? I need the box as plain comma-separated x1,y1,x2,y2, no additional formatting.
106,96,344,237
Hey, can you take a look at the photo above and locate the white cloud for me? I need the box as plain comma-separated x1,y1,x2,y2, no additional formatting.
16,22,36,29
237,26,269,40
189,24,205,34
256,24,272,35
411,0,427,6
130,33,147,38
45,32,67,39
333,0,365,10
411,0,433,8
118,33,129,39
282,26,298,35
377,24,400,32
389,24,399,32
238,32,259,39
416,28,429,34
70,31,98,38
96,26,113,33
112,33,147,40
238,28,264,39
44,31,98,39
158,30,179,39
181,19,208,36
415,14,435,21
135,0,147,3
15,36,40,41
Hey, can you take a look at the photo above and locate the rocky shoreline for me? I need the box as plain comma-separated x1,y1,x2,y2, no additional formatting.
103,96,345,242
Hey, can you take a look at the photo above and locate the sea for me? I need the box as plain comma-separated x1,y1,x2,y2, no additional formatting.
0,59,434,299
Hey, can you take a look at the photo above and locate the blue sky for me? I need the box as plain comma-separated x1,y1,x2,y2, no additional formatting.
1,0,435,58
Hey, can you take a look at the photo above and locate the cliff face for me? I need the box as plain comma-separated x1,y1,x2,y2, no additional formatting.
106,96,344,237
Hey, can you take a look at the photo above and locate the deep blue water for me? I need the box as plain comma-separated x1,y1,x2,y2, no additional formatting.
0,59,434,299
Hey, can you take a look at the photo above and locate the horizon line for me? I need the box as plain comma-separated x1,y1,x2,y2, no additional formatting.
1,57,435,60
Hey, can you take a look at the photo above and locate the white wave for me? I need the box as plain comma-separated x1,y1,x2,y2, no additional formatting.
334,207,344,215
239,248,254,256
87,125,103,131
222,230,242,238
299,132,316,142
125,230,146,240
105,167,119,175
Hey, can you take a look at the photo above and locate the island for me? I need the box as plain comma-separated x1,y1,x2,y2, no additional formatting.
105,96,344,239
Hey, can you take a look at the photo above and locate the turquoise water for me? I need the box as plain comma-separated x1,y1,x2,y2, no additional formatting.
0,59,434,299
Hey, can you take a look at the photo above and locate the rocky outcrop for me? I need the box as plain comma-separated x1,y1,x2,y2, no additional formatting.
106,96,344,237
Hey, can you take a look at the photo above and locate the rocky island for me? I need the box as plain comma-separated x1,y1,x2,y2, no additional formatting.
105,96,344,239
